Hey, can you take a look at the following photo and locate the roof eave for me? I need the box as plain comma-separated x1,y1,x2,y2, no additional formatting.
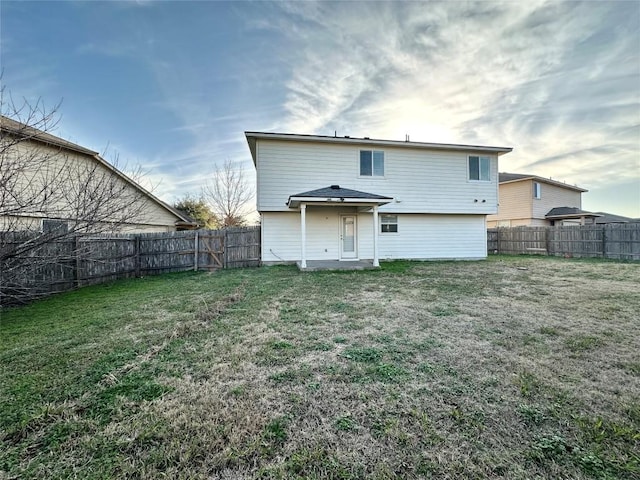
287,196,393,209
245,131,512,156
500,177,587,193
546,213,603,220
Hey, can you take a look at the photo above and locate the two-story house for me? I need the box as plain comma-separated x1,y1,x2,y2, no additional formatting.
246,132,512,268
486,173,600,227
1,115,196,233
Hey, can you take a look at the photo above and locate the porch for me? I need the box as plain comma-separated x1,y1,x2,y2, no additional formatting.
287,185,393,269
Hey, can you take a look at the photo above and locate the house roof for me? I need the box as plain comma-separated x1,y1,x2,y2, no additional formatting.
499,172,587,193
245,131,512,166
593,212,634,224
287,185,393,208
1,115,197,228
545,207,602,220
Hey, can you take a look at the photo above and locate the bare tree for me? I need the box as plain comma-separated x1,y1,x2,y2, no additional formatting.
202,159,253,228
1,89,150,305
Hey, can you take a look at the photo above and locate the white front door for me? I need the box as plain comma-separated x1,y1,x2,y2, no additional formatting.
340,215,357,259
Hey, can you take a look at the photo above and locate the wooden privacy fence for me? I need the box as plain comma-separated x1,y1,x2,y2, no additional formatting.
1,226,260,303
488,224,640,260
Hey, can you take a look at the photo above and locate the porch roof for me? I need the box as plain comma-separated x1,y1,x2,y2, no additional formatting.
545,207,602,220
287,185,393,209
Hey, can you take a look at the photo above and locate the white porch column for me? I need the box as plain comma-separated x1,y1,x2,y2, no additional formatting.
372,205,379,267
300,203,307,268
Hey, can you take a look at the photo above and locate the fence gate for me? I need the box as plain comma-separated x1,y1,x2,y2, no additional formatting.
196,231,224,271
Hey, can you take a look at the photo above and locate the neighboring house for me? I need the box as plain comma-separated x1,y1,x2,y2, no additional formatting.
1,115,196,233
245,132,512,267
487,173,600,227
593,212,635,224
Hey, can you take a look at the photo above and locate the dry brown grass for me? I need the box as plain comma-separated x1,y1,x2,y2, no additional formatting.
1,256,639,479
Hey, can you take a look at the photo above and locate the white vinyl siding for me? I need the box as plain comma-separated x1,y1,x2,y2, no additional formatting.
261,211,487,263
378,214,486,259
256,140,498,215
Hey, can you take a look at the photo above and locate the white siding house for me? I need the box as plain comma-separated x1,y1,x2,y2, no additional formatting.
1,115,196,233
246,132,512,267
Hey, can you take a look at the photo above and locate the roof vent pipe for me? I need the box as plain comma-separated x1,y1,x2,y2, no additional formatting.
330,185,340,190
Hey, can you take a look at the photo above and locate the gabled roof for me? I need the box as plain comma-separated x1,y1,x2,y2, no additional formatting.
499,172,587,193
287,185,392,208
545,207,602,219
593,212,634,224
1,115,196,227
245,131,512,166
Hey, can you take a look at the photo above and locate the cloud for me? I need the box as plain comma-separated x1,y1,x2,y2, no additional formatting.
263,0,639,199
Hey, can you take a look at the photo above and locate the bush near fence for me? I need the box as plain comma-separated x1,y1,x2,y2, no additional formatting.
487,224,640,260
0,226,260,304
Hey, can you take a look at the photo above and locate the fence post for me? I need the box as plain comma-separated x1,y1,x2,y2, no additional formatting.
545,227,551,256
75,236,81,288
602,225,607,259
223,229,228,269
194,231,199,271
135,235,141,278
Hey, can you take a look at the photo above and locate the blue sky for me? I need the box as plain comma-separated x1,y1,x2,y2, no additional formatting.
2,0,639,217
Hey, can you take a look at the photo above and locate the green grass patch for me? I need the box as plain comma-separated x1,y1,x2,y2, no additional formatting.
565,334,605,353
1,257,639,479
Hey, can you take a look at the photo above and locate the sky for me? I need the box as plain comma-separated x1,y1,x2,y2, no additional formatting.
1,0,639,218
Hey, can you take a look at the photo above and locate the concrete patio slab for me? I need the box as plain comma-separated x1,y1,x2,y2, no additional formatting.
297,260,378,271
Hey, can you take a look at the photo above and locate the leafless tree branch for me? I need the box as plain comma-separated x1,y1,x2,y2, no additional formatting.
1,87,151,305
202,159,253,228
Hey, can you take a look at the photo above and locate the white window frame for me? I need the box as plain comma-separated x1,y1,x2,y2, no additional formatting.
359,150,385,177
468,155,490,182
380,214,398,234
533,182,541,199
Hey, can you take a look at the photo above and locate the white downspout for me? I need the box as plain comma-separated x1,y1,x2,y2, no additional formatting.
300,203,307,269
373,205,379,267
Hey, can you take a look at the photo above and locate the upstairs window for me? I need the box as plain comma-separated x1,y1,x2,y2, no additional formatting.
380,214,398,233
42,219,69,234
360,150,384,176
468,156,490,181
533,182,541,199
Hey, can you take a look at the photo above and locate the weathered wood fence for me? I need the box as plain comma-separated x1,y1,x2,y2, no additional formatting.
488,224,640,260
1,226,260,304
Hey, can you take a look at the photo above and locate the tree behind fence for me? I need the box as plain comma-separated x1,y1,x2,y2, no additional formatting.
0,226,260,305
488,224,640,260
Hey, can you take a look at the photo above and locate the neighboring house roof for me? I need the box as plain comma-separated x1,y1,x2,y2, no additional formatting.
287,185,393,208
245,131,513,166
1,115,197,228
545,207,602,220
499,172,587,193
593,212,634,224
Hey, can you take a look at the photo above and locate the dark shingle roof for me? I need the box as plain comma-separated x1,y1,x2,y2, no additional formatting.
545,207,601,218
499,173,533,183
593,212,633,224
291,185,392,200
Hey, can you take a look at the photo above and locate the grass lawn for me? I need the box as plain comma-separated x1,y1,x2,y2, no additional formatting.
1,256,639,479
